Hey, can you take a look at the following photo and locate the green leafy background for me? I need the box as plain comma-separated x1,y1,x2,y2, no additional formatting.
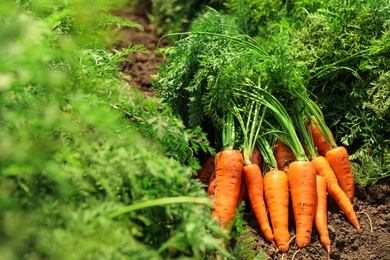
0,0,239,259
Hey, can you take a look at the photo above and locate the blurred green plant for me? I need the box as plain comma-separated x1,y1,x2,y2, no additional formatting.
0,0,232,259
231,203,267,260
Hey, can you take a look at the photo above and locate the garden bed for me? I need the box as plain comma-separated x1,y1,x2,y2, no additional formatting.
114,5,390,260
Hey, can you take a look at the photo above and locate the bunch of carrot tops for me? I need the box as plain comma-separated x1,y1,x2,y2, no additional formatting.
154,8,361,258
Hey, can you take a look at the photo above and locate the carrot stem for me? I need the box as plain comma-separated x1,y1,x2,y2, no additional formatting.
238,83,308,161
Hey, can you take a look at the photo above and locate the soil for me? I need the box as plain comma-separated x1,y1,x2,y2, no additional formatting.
113,4,390,260
249,178,390,260
110,2,168,97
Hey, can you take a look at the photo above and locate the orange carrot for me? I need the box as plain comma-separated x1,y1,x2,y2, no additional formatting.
212,149,244,229
314,175,330,254
288,160,317,248
238,177,249,202
309,122,332,157
243,163,274,243
274,140,295,173
263,169,290,252
207,170,216,197
197,156,215,185
311,156,360,229
238,147,262,203
325,146,355,202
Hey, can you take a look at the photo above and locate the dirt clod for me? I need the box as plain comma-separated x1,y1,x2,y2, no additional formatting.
367,182,390,203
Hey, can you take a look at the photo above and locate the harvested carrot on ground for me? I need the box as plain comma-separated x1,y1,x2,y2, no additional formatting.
314,175,331,255
243,87,316,248
258,137,290,252
326,146,355,202
288,160,317,248
197,156,215,185
312,156,360,229
291,94,359,230
212,148,243,229
263,169,290,252
243,163,274,243
239,146,263,202
274,140,295,173
211,113,244,229
297,95,356,203
235,102,274,243
299,102,360,229
239,147,262,203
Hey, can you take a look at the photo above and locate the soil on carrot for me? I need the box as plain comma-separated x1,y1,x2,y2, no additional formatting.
114,4,390,260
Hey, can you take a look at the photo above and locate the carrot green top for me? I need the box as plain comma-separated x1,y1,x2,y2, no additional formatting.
238,82,308,162
256,136,278,172
234,101,265,165
292,89,337,149
221,112,236,151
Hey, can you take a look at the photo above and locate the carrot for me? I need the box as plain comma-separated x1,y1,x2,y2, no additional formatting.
207,170,216,197
197,156,215,185
212,149,244,229
288,160,317,248
309,121,332,157
238,177,249,202
263,169,290,252
238,147,261,203
325,146,355,202
243,163,274,243
311,155,360,229
314,175,331,254
274,140,295,173
251,146,264,168
239,147,263,202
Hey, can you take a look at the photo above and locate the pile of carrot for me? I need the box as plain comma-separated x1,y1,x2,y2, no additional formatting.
197,119,360,257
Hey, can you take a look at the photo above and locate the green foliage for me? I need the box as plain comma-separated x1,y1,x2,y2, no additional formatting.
155,0,390,185
351,151,390,186
363,71,390,119
115,89,215,170
230,203,267,260
223,0,285,37
0,0,231,259
288,0,390,180
150,0,206,36
154,8,274,150
154,9,240,128
220,0,390,184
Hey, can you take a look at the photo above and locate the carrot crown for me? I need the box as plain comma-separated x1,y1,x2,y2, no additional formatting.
221,112,236,151
256,136,278,171
234,101,265,165
292,90,337,149
290,105,318,160
238,82,308,162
